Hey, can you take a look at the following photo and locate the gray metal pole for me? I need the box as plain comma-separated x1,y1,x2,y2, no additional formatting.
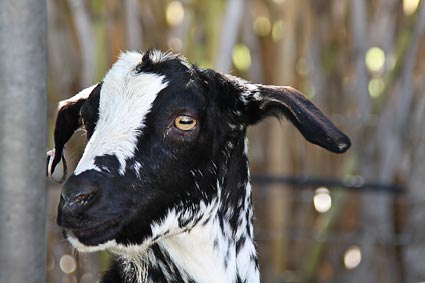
0,1,47,282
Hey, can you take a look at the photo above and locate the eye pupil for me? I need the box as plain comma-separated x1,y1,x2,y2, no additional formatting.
179,119,194,125
175,115,197,131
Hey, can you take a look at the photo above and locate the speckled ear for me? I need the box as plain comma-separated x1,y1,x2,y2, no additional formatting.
47,84,101,182
210,71,351,153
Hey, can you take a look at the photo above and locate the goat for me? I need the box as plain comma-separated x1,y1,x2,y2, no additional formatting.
47,50,350,283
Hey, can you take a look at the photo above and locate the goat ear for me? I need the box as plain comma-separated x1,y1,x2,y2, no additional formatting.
47,84,101,182
216,73,351,153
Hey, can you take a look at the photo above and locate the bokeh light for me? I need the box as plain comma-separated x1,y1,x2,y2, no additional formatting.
166,1,184,27
313,187,332,213
368,78,385,98
344,246,362,269
365,47,386,73
253,16,271,37
272,20,284,42
59,254,77,274
403,0,420,16
232,44,252,71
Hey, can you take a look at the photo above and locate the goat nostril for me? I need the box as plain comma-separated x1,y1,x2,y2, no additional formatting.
73,192,95,205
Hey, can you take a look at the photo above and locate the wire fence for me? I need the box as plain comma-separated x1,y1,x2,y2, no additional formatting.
251,175,405,194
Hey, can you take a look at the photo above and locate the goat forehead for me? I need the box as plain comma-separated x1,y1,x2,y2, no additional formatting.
75,52,169,175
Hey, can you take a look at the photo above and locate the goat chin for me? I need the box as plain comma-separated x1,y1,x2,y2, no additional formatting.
50,49,350,283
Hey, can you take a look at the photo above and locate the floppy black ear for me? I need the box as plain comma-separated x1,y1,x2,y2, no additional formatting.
250,84,350,153
47,84,101,182
209,71,351,153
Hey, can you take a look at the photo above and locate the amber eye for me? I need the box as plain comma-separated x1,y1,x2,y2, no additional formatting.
174,115,197,131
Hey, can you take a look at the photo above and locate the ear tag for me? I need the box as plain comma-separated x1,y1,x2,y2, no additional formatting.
46,148,68,183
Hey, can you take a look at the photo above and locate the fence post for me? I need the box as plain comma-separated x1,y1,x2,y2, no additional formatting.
0,1,47,282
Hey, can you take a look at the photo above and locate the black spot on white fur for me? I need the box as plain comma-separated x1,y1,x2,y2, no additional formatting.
48,49,350,282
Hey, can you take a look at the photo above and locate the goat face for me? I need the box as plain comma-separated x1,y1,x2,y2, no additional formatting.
48,50,350,253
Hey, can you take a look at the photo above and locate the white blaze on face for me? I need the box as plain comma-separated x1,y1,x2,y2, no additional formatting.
74,51,168,175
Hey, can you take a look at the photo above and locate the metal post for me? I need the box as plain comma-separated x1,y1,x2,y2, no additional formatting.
0,1,47,282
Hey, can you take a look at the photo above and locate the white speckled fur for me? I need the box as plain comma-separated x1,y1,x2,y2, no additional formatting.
159,219,230,283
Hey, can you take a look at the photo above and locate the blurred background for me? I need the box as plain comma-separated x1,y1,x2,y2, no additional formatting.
45,0,425,282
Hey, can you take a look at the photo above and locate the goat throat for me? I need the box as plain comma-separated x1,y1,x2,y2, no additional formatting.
118,189,259,283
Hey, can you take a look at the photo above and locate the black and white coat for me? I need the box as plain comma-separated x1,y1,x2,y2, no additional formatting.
47,50,350,283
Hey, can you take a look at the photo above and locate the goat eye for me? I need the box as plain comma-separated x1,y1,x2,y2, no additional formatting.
174,115,197,131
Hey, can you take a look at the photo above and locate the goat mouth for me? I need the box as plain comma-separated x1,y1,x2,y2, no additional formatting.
67,218,122,246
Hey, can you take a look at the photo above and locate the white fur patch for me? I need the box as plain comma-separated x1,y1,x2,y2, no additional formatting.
67,232,153,256
74,52,168,175
236,238,258,281
152,199,229,283
159,222,229,283
67,233,118,252
58,84,98,110
150,208,182,238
